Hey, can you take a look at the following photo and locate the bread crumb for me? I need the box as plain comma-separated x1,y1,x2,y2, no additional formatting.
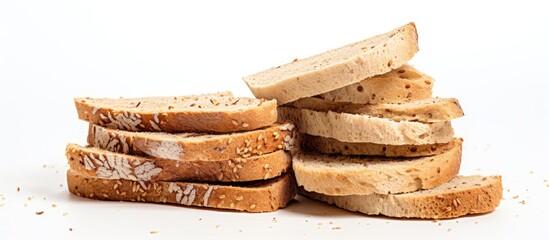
59,184,63,187
216,225,221,229
519,200,526,205
150,230,158,234
332,227,342,230
27,196,33,201
438,223,442,226
42,164,47,168
69,228,73,232
272,217,278,223
51,204,57,208
447,228,452,232
238,230,243,233
17,187,20,192
513,195,519,199
475,221,479,224
198,218,202,221
329,221,334,225
544,179,548,183
35,211,44,215
63,212,69,217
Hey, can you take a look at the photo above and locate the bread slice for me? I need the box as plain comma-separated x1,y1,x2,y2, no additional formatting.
293,139,462,196
316,64,433,104
300,175,502,219
88,122,297,161
302,134,457,157
278,106,454,145
74,92,277,133
243,23,419,105
66,144,291,182
67,170,296,213
286,97,463,123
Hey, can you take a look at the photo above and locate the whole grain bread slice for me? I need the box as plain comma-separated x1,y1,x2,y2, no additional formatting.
278,106,454,145
88,122,297,161
67,144,291,182
300,175,502,219
316,64,433,104
286,97,464,123
243,23,418,105
293,139,462,196
74,92,277,133
302,134,457,157
67,170,296,213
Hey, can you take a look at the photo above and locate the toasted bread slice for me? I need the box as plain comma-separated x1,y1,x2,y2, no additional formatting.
67,170,296,213
67,144,291,182
74,92,277,133
87,122,297,161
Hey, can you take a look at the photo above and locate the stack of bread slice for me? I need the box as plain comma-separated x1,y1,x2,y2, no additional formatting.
243,23,503,219
66,92,297,212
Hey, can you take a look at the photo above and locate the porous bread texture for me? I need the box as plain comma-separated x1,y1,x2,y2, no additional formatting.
300,175,502,219
278,106,454,145
67,170,296,213
286,97,463,123
66,144,291,182
302,134,457,157
87,122,297,161
293,139,462,196
243,23,419,105
316,64,433,104
75,92,277,133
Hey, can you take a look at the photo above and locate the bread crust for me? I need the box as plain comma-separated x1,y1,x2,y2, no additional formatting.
74,92,277,133
300,175,502,219
293,139,462,196
243,23,419,105
67,144,291,182
87,123,297,161
67,170,297,213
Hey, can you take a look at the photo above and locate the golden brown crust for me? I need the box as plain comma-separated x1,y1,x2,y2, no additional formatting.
74,93,277,133
66,144,291,182
302,134,458,157
243,23,419,105
87,123,297,161
67,170,297,213
300,175,502,219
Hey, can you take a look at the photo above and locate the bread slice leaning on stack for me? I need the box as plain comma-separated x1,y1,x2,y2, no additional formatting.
243,22,503,219
67,92,297,212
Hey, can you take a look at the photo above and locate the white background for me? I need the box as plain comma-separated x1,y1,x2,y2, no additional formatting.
1,0,548,239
